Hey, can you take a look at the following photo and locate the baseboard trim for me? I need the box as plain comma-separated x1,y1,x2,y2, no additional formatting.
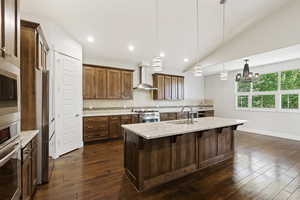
238,127,300,142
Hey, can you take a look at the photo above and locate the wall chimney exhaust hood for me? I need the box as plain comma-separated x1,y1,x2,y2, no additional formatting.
134,62,158,91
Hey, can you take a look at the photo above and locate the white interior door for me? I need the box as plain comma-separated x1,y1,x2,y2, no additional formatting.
55,52,83,156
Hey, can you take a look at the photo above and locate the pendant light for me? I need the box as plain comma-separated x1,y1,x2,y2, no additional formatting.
152,0,163,72
235,59,259,82
193,0,203,77
219,0,228,80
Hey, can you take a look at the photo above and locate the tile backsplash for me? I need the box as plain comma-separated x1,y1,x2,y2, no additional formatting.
84,90,213,109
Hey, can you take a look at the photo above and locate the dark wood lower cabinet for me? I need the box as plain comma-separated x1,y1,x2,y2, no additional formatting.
109,116,122,139
124,126,237,191
22,136,38,200
83,111,214,143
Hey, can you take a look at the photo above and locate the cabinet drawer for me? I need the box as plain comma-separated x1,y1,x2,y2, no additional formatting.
22,143,32,161
84,116,108,122
110,116,121,121
31,136,38,151
84,131,109,142
121,115,132,120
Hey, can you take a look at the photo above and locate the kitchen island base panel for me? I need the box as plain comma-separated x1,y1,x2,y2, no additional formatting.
124,126,238,191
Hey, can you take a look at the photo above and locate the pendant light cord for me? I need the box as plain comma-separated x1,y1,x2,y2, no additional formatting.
196,0,200,54
221,1,226,72
155,0,159,53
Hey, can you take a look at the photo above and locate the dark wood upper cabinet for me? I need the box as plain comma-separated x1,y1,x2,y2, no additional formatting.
171,76,178,100
1,0,20,66
83,64,133,100
164,76,172,100
107,69,121,99
178,77,184,100
21,20,49,130
121,71,133,99
153,74,165,100
153,74,184,101
83,66,96,99
95,67,107,99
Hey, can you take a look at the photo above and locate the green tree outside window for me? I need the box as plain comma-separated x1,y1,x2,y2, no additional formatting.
253,73,278,92
237,82,251,92
281,69,300,90
238,96,248,108
252,95,276,108
282,94,299,109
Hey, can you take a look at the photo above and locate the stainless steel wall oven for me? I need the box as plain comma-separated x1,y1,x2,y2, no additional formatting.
0,123,21,200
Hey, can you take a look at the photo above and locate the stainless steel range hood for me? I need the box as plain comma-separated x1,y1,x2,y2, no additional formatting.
133,63,157,90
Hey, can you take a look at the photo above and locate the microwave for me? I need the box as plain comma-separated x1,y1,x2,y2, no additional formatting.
0,67,20,128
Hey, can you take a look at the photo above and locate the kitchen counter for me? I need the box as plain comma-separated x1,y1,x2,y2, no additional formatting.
123,117,245,191
83,107,214,117
122,117,245,140
20,130,39,148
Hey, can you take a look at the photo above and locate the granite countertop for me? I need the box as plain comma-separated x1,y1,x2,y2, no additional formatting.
20,130,39,148
122,117,246,140
83,107,214,117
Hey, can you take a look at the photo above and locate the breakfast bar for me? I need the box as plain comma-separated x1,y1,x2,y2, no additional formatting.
122,117,245,191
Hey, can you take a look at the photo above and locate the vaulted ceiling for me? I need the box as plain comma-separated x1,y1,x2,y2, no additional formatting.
21,0,291,71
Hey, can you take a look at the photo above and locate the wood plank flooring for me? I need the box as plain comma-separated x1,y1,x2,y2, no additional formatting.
34,132,300,200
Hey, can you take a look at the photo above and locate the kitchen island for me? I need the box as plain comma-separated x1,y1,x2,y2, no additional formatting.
122,117,245,191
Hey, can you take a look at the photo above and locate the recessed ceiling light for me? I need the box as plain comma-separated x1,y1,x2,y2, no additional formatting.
184,58,189,62
160,52,165,57
87,36,94,43
128,45,135,52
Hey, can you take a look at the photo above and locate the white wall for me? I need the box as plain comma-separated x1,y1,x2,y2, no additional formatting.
197,0,300,69
205,59,300,141
83,59,205,108
21,12,83,60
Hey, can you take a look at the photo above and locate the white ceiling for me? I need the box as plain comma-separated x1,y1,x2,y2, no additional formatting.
202,44,300,76
21,0,291,71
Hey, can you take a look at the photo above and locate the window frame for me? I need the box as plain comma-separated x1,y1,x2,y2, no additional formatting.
235,70,300,113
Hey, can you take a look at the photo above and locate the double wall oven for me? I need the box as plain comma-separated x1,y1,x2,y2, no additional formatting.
0,64,21,200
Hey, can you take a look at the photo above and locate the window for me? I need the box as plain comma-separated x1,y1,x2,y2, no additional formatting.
252,95,276,108
282,94,299,109
281,69,300,90
253,72,278,92
237,96,249,108
237,82,251,92
236,68,300,112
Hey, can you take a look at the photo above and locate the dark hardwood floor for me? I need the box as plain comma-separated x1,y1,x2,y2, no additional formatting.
34,132,300,200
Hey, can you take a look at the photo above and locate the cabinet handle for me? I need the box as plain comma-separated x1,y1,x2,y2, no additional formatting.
0,47,6,52
75,114,80,117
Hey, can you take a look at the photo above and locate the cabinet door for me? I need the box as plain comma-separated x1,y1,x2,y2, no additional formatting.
168,113,177,120
171,76,178,100
83,117,109,142
121,71,133,99
132,115,139,123
217,127,234,155
109,116,122,138
204,110,214,117
95,67,107,99
177,77,184,100
153,75,164,100
83,66,96,99
1,0,20,66
107,69,121,99
160,113,169,121
198,131,218,169
121,115,132,125
22,152,32,200
164,76,172,100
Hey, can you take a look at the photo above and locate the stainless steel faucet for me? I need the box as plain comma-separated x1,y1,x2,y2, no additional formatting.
181,106,194,124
